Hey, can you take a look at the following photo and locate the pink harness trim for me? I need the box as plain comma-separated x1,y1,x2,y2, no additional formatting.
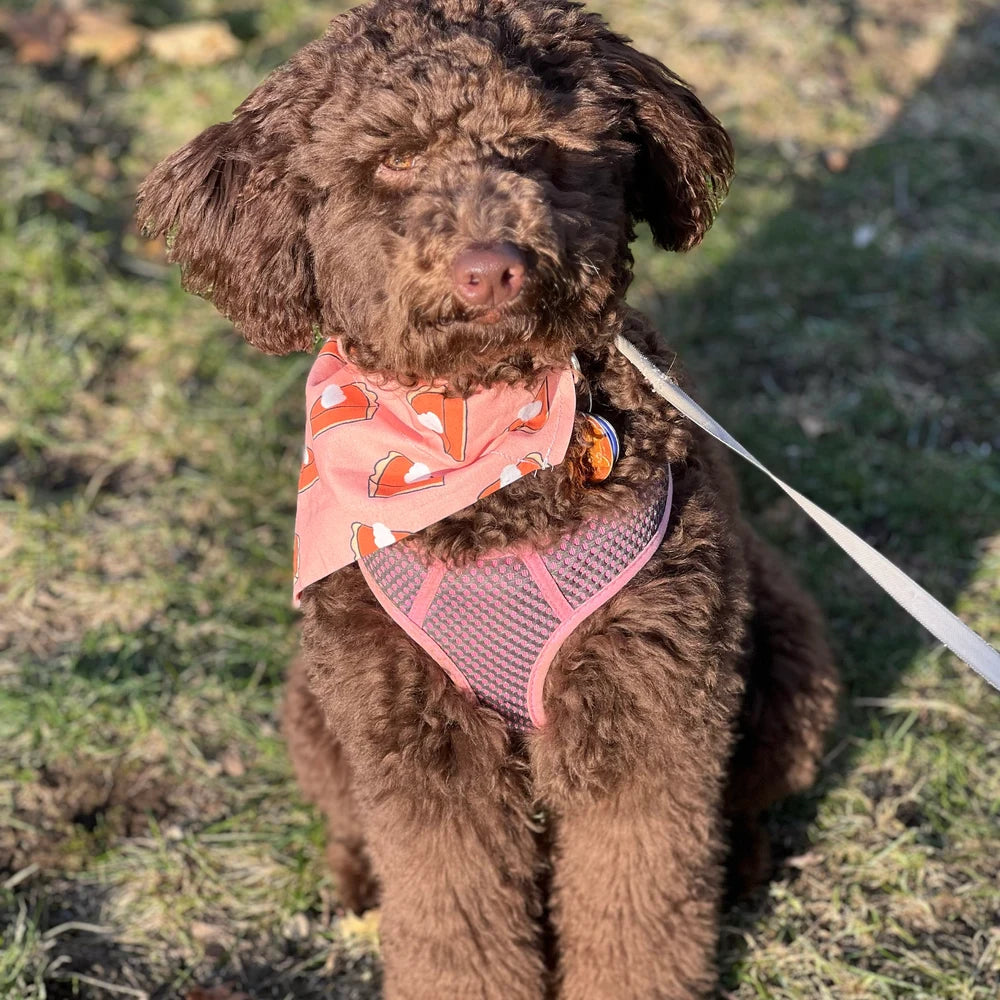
359,469,673,730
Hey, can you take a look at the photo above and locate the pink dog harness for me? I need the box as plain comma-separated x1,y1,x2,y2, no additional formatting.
359,473,672,730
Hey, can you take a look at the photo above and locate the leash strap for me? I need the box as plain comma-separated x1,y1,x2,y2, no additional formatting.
615,334,1000,692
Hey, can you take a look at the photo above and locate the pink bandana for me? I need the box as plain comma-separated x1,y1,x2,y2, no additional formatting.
293,340,577,601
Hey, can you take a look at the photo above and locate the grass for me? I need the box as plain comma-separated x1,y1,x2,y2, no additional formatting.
1,0,998,997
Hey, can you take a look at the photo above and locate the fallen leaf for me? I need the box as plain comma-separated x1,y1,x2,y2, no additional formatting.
822,148,850,173
66,10,144,66
335,908,381,955
798,413,831,439
0,6,71,65
219,747,245,778
786,851,822,869
189,920,231,959
190,921,225,943
146,21,240,67
184,987,251,1000
283,912,310,941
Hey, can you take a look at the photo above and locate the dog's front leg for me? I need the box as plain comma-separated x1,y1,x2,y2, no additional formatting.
531,574,746,999
353,714,545,999
307,620,547,1000
539,769,728,1000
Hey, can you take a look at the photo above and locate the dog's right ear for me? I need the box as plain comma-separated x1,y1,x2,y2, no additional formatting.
596,34,734,253
137,39,339,354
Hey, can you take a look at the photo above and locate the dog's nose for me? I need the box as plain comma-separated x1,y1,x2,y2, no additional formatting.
452,243,526,308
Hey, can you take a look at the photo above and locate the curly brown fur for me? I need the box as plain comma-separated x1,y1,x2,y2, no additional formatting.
141,1,839,996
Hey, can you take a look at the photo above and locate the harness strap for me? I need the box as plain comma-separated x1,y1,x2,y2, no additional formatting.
615,334,1000,692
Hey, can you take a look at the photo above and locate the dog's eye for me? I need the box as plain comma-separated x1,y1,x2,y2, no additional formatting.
381,152,419,172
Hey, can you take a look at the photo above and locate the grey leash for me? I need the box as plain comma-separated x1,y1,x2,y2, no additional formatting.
615,334,1000,692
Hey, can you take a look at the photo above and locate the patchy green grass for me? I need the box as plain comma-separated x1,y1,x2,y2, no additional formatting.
1,0,998,997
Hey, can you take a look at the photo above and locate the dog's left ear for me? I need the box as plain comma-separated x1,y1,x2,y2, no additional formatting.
136,36,343,354
599,37,734,252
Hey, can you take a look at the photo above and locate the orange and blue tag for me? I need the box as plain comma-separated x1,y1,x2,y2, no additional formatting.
583,413,620,482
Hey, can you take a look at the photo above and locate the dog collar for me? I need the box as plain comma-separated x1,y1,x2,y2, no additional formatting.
293,340,577,601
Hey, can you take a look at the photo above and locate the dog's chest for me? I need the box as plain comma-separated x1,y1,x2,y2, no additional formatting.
359,473,673,731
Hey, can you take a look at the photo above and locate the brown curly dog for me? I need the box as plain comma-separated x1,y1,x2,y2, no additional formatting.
139,1,839,996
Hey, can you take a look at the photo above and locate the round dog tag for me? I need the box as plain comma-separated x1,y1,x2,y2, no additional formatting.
583,413,619,482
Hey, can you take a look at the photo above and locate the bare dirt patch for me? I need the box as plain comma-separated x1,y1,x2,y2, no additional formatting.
1,756,225,874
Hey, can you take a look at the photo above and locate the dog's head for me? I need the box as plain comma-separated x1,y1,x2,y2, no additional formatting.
138,0,733,388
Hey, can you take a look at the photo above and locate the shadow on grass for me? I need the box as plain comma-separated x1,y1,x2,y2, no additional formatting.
653,4,1000,987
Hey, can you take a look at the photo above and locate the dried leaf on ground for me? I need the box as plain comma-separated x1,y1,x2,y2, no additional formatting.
823,148,851,172
219,747,246,778
0,6,71,65
146,21,240,67
335,910,382,956
184,986,251,1000
66,10,144,66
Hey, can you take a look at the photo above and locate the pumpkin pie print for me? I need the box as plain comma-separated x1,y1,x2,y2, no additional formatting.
369,451,445,498
298,446,319,493
310,382,378,438
508,379,550,433
478,453,546,499
351,522,412,559
407,387,468,461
